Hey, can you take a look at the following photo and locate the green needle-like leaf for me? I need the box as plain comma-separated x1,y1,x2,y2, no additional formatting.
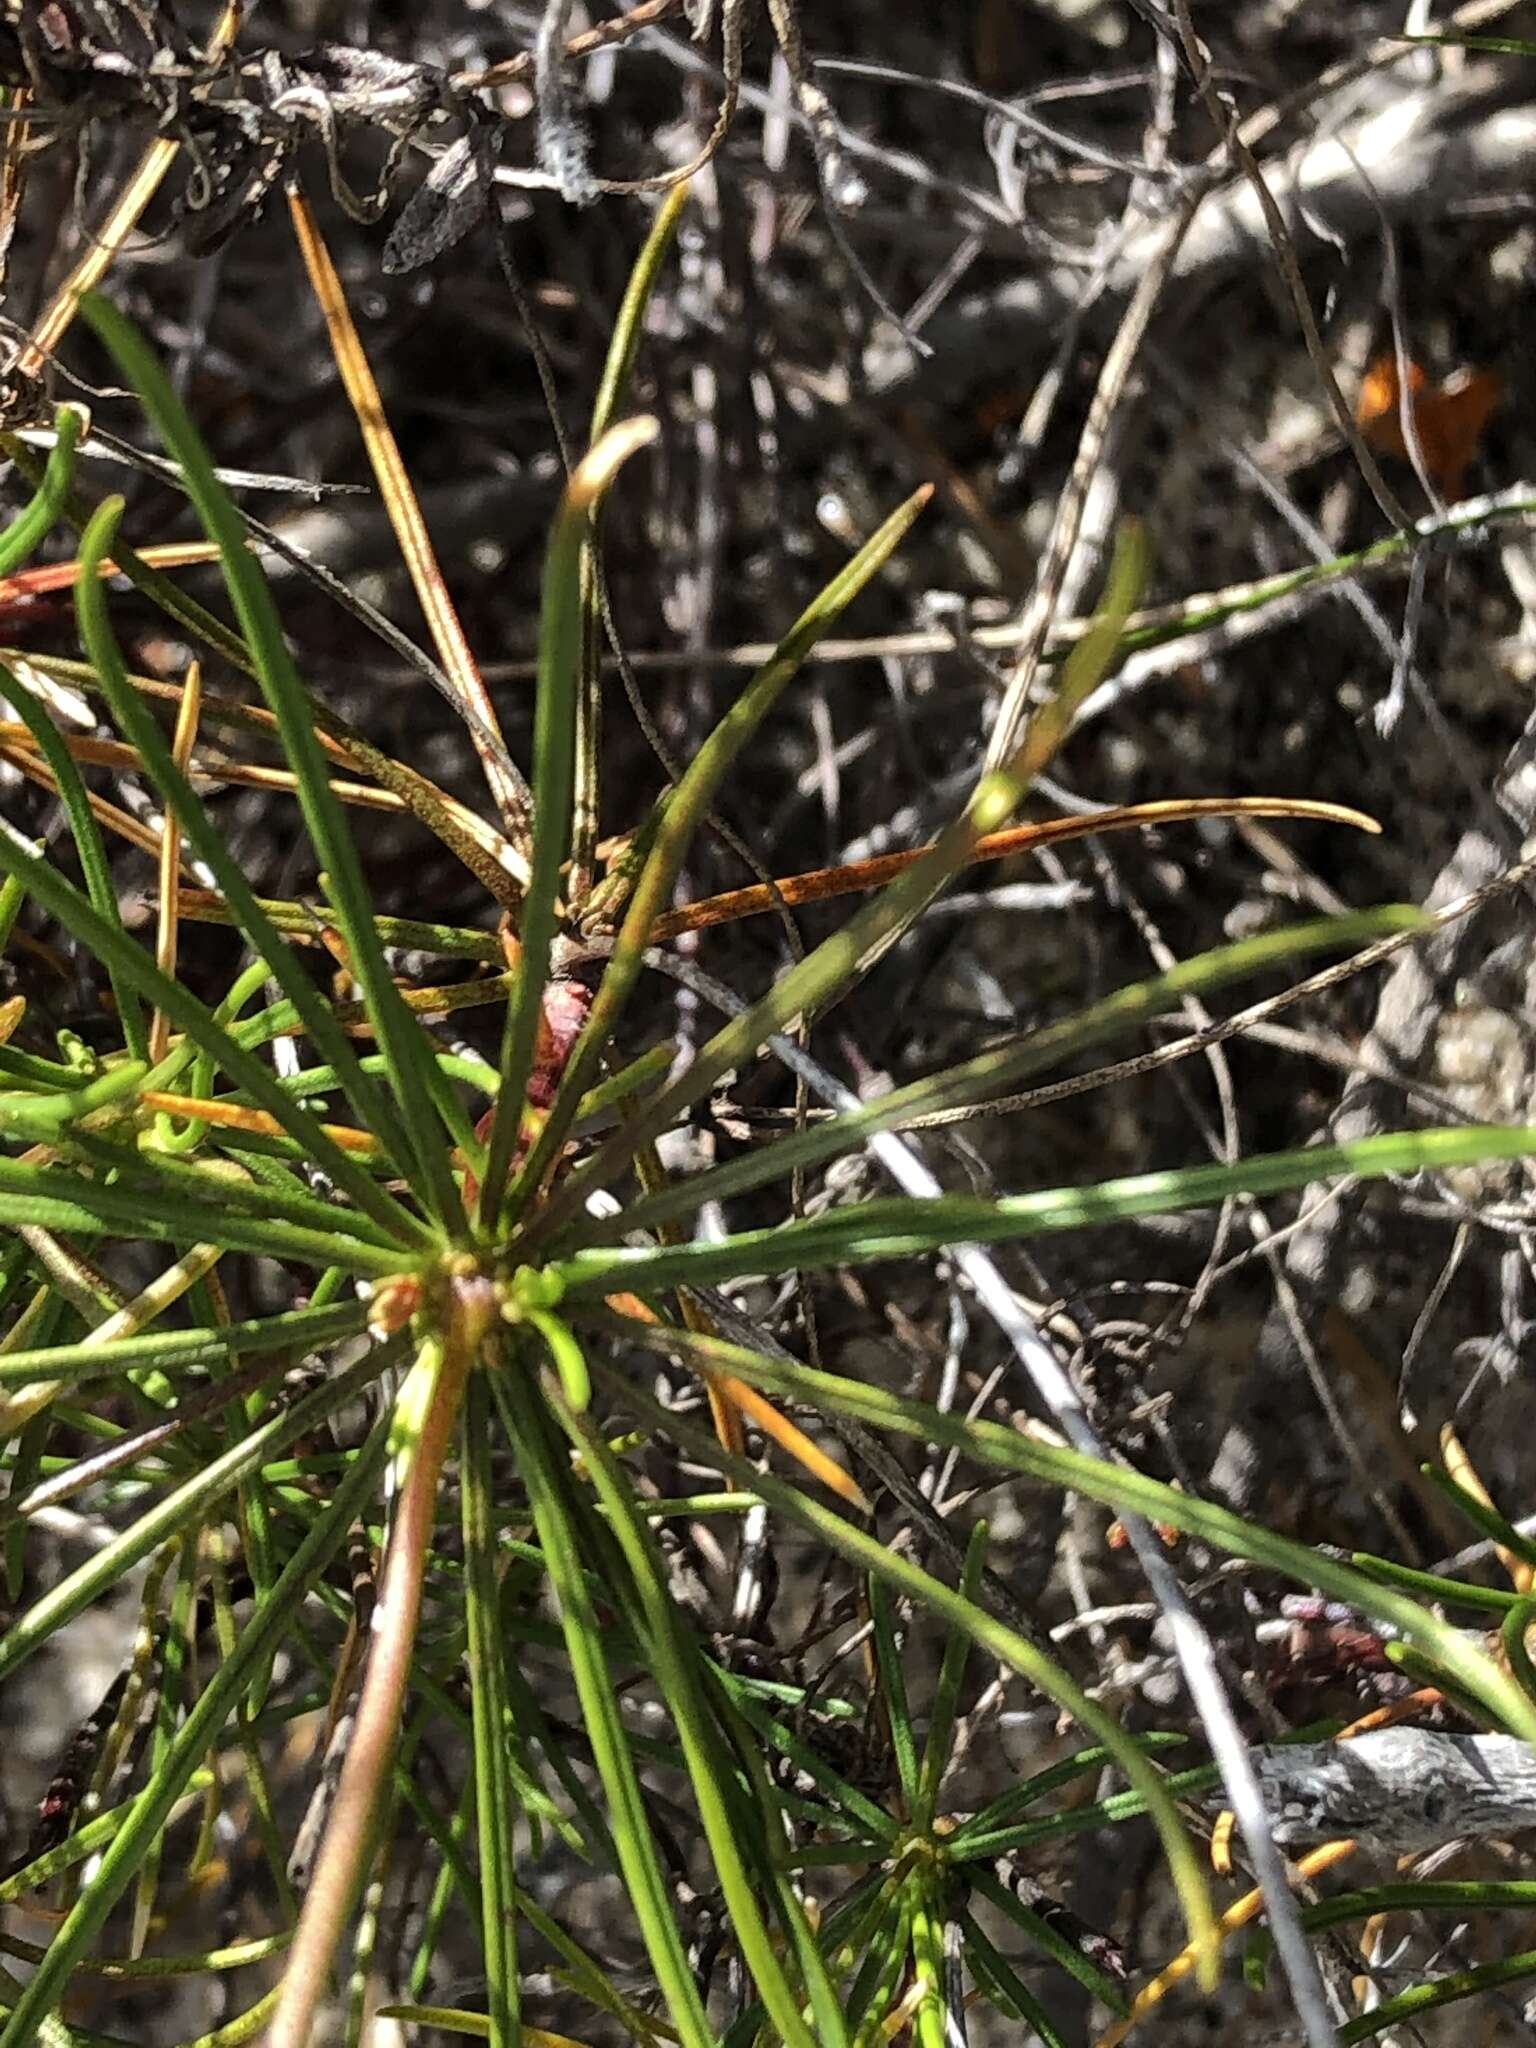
557,1123,1536,1296
478,416,658,1225
914,1521,986,1829
0,1344,395,1685
513,481,934,1230
460,1371,522,2048
0,402,84,576
71,495,423,1173
568,182,692,902
0,658,148,1060
560,1389,829,2048
79,293,466,1236
867,1576,919,1810
602,1358,1221,1988
0,1409,388,2047
0,823,423,1245
589,186,690,447
958,1911,1072,2047
968,1865,1127,2013
0,1150,404,1273
0,1059,147,1135
604,1318,1536,1746
1336,1948,1536,2044
498,1374,716,2048
573,904,1422,1244
950,1734,1188,1853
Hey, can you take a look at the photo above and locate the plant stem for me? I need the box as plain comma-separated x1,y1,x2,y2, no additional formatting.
267,1312,478,2048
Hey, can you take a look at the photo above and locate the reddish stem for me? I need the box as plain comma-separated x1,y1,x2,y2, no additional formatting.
267,1317,476,2048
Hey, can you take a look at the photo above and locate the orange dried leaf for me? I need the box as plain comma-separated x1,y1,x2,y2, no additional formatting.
711,1371,870,1511
1336,1686,1444,1740
1439,1420,1532,1594
138,1091,382,1156
603,1292,866,1507
0,539,222,606
1106,1515,1179,1553
653,795,1378,943
1356,352,1501,500
1094,1841,1357,2048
